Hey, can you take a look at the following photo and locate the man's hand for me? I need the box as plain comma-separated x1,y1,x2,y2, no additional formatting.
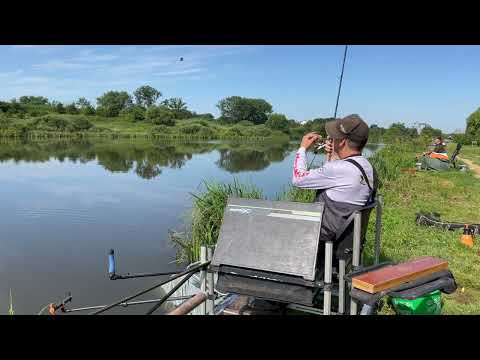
324,139,333,158
300,132,320,150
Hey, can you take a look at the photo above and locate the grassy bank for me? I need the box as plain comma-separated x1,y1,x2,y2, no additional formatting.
0,113,290,142
173,144,480,314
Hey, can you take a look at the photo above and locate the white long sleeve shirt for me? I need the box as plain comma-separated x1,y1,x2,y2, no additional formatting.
292,147,374,206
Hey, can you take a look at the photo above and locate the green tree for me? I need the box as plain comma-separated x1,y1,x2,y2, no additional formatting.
54,102,66,114
19,96,49,106
76,97,96,115
161,97,192,119
120,105,146,122
216,96,273,124
420,125,442,139
97,91,133,117
265,113,290,133
65,103,79,114
146,106,176,126
466,108,480,136
134,85,161,108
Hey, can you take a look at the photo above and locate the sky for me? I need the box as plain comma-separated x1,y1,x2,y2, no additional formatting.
1,45,479,133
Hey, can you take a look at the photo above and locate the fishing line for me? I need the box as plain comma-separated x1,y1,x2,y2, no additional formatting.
307,45,349,170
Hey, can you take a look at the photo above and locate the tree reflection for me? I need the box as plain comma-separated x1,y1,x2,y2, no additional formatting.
0,139,296,179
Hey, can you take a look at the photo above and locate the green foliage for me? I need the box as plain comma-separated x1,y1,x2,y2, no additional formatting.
383,122,418,143
146,106,176,126
65,103,79,115
0,114,12,129
76,98,96,116
466,107,480,136
277,186,316,203
237,120,254,126
179,124,204,134
32,115,70,131
265,113,290,133
29,115,93,132
420,125,442,141
97,91,133,117
69,117,93,131
151,125,171,135
19,96,49,106
161,98,192,119
120,105,146,122
134,85,161,108
289,127,307,140
0,101,27,115
217,96,273,124
54,102,66,114
368,124,386,143
369,144,416,187
192,113,214,121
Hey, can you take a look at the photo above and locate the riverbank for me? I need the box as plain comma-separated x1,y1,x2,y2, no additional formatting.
0,114,292,142
175,143,480,314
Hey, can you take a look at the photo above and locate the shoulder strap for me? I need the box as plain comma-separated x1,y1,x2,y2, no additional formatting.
344,158,378,204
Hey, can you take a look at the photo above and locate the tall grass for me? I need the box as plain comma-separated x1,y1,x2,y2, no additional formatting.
170,179,264,264
277,186,316,203
8,289,14,315
369,144,416,187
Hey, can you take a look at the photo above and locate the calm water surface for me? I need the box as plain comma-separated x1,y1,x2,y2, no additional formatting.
0,139,379,314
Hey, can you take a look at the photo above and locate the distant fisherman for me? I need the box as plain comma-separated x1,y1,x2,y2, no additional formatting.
292,114,377,242
423,136,449,161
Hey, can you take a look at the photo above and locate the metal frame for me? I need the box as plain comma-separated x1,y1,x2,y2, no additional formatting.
293,196,383,316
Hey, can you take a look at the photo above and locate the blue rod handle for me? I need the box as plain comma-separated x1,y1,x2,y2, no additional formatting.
108,249,116,278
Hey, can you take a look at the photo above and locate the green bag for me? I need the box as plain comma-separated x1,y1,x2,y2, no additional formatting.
391,290,442,315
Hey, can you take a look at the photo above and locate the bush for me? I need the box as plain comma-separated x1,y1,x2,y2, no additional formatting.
289,127,306,139
237,120,254,127
32,115,69,131
179,124,204,134
120,105,146,122
82,105,96,116
69,117,93,131
191,119,211,127
242,125,272,138
265,113,289,133
146,106,176,126
151,125,171,135
0,114,12,129
222,126,245,138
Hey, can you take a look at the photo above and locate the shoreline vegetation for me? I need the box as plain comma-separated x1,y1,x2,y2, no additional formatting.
4,86,479,145
171,143,480,315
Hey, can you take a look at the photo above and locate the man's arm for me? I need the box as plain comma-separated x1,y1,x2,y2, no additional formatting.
292,147,338,189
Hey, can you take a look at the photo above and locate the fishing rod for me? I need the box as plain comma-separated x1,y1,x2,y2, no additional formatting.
107,249,183,280
307,45,349,170
63,295,195,313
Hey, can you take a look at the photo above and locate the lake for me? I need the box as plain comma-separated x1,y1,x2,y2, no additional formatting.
0,139,380,314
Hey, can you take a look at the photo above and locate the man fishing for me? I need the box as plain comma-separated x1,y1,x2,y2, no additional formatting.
423,136,449,161
292,114,377,241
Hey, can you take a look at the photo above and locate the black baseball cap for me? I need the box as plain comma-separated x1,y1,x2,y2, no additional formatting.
325,114,369,142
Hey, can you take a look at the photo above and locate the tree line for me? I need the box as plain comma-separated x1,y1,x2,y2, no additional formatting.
2,84,471,143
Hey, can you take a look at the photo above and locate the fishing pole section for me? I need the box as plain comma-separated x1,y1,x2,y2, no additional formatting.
307,45,349,170
46,247,216,315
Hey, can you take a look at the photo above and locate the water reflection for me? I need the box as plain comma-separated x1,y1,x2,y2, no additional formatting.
0,139,300,179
